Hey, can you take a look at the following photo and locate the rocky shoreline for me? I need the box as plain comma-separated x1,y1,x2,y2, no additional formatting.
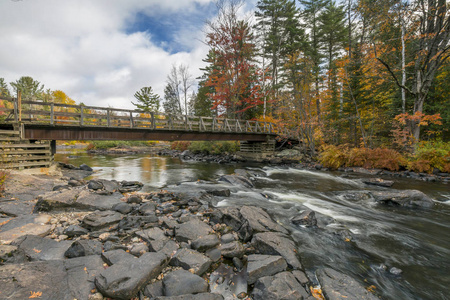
0,163,391,300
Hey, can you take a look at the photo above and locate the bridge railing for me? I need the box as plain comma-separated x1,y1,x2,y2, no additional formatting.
0,98,278,135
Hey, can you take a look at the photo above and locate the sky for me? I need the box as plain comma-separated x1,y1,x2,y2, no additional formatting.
0,0,254,109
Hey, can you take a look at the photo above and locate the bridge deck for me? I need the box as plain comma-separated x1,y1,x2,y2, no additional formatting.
0,98,283,141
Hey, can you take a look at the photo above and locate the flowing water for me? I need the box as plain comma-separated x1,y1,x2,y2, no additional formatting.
55,152,450,300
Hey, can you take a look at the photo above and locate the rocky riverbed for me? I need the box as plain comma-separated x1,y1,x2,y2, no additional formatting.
0,162,398,300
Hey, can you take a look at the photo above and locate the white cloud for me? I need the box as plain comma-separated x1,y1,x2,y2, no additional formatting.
0,0,212,109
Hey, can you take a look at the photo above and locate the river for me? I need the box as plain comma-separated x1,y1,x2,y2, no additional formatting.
55,152,450,300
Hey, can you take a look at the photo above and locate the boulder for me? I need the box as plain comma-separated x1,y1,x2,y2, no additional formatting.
65,240,102,258
316,268,378,300
170,248,212,276
81,210,123,231
175,219,213,243
136,227,169,252
80,164,93,171
247,254,287,284
76,190,124,211
240,206,289,235
65,255,105,300
252,232,302,269
162,269,208,296
191,235,220,252
12,235,71,261
95,251,169,300
220,241,245,259
88,180,104,190
371,190,434,208
218,175,254,188
291,210,317,227
252,271,309,300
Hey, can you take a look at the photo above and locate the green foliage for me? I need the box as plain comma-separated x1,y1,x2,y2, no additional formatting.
132,86,161,112
10,76,44,100
188,141,239,155
86,140,155,150
0,78,11,98
408,141,450,173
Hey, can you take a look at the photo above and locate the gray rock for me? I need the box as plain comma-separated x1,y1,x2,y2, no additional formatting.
207,189,231,197
82,210,123,231
159,240,180,257
233,257,244,271
95,251,169,300
119,180,144,193
0,244,26,264
129,243,149,257
118,215,158,230
252,232,302,269
127,194,142,204
221,233,237,244
220,241,245,258
68,179,83,187
139,202,157,215
175,219,213,243
292,270,309,286
103,241,127,252
170,248,212,275
291,210,317,227
362,178,394,187
160,216,179,229
65,240,103,258
191,235,220,252
12,234,72,261
390,267,403,275
219,174,254,188
162,269,208,296
101,249,134,265
112,202,133,214
316,268,378,300
252,271,309,300
76,190,124,211
65,255,105,300
144,280,164,298
371,190,434,208
34,189,82,211
247,254,287,284
136,227,169,251
64,225,89,237
88,180,104,190
240,205,289,235
205,247,222,262
154,294,224,300
80,164,94,171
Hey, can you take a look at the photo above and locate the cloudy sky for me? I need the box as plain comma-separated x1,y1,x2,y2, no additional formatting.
0,0,255,109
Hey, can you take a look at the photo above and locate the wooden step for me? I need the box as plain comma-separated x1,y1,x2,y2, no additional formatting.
1,155,52,162
0,149,51,155
0,137,21,141
0,130,20,135
0,143,50,149
1,161,52,169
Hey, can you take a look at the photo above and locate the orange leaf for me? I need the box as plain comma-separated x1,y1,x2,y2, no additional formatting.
29,291,42,298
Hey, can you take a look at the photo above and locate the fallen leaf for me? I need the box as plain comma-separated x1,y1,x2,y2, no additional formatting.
32,248,42,253
29,291,42,298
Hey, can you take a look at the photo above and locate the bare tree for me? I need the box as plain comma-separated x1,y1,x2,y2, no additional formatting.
179,64,194,115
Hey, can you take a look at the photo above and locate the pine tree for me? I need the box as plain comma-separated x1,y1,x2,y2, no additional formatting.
0,78,10,98
163,84,182,115
10,76,44,100
132,87,161,112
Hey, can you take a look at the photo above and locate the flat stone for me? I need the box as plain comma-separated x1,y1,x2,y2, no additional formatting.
362,178,394,187
175,219,213,243
88,180,104,190
191,235,220,252
12,235,71,261
118,215,158,230
220,241,245,258
102,249,134,265
0,214,52,244
112,202,133,214
240,205,289,235
64,225,89,237
0,244,27,264
316,268,378,300
129,243,149,257
252,232,302,269
0,201,35,216
81,210,123,231
219,174,254,188
34,189,82,211
65,255,105,300
0,260,71,299
127,194,142,204
205,247,221,262
209,263,247,299
144,280,164,298
65,240,103,258
76,190,124,211
136,227,169,252
170,248,212,275
220,233,237,244
247,254,287,284
95,251,169,300
252,271,309,300
162,269,208,296
139,202,157,215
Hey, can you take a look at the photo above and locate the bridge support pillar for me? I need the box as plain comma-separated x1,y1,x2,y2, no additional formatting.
238,138,275,160
50,140,57,156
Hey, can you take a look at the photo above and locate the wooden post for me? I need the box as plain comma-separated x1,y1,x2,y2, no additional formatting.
130,112,134,128
13,96,18,123
18,90,22,122
107,109,111,127
151,112,155,129
212,117,216,132
50,103,54,125
80,106,84,126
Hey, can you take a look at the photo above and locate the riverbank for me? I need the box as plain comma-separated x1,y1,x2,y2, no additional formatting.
0,163,390,300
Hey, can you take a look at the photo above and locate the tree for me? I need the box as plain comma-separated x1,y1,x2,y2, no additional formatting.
179,64,194,115
163,83,182,115
0,78,10,98
10,76,44,100
132,86,161,112
204,0,266,119
190,83,215,117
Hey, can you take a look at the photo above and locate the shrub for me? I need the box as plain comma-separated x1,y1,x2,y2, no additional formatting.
318,145,348,169
86,140,155,150
188,141,239,155
0,170,9,196
408,141,450,173
171,141,191,151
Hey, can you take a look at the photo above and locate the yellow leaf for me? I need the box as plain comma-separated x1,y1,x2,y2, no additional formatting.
29,291,42,298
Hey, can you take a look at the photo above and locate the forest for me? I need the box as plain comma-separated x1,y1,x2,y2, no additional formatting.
1,0,449,173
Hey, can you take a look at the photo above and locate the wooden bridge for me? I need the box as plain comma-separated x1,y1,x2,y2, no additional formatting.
0,97,284,168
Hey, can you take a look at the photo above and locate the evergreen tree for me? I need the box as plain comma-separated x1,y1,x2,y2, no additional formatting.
191,83,214,117
10,76,44,100
132,86,160,112
163,84,182,115
0,78,11,98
